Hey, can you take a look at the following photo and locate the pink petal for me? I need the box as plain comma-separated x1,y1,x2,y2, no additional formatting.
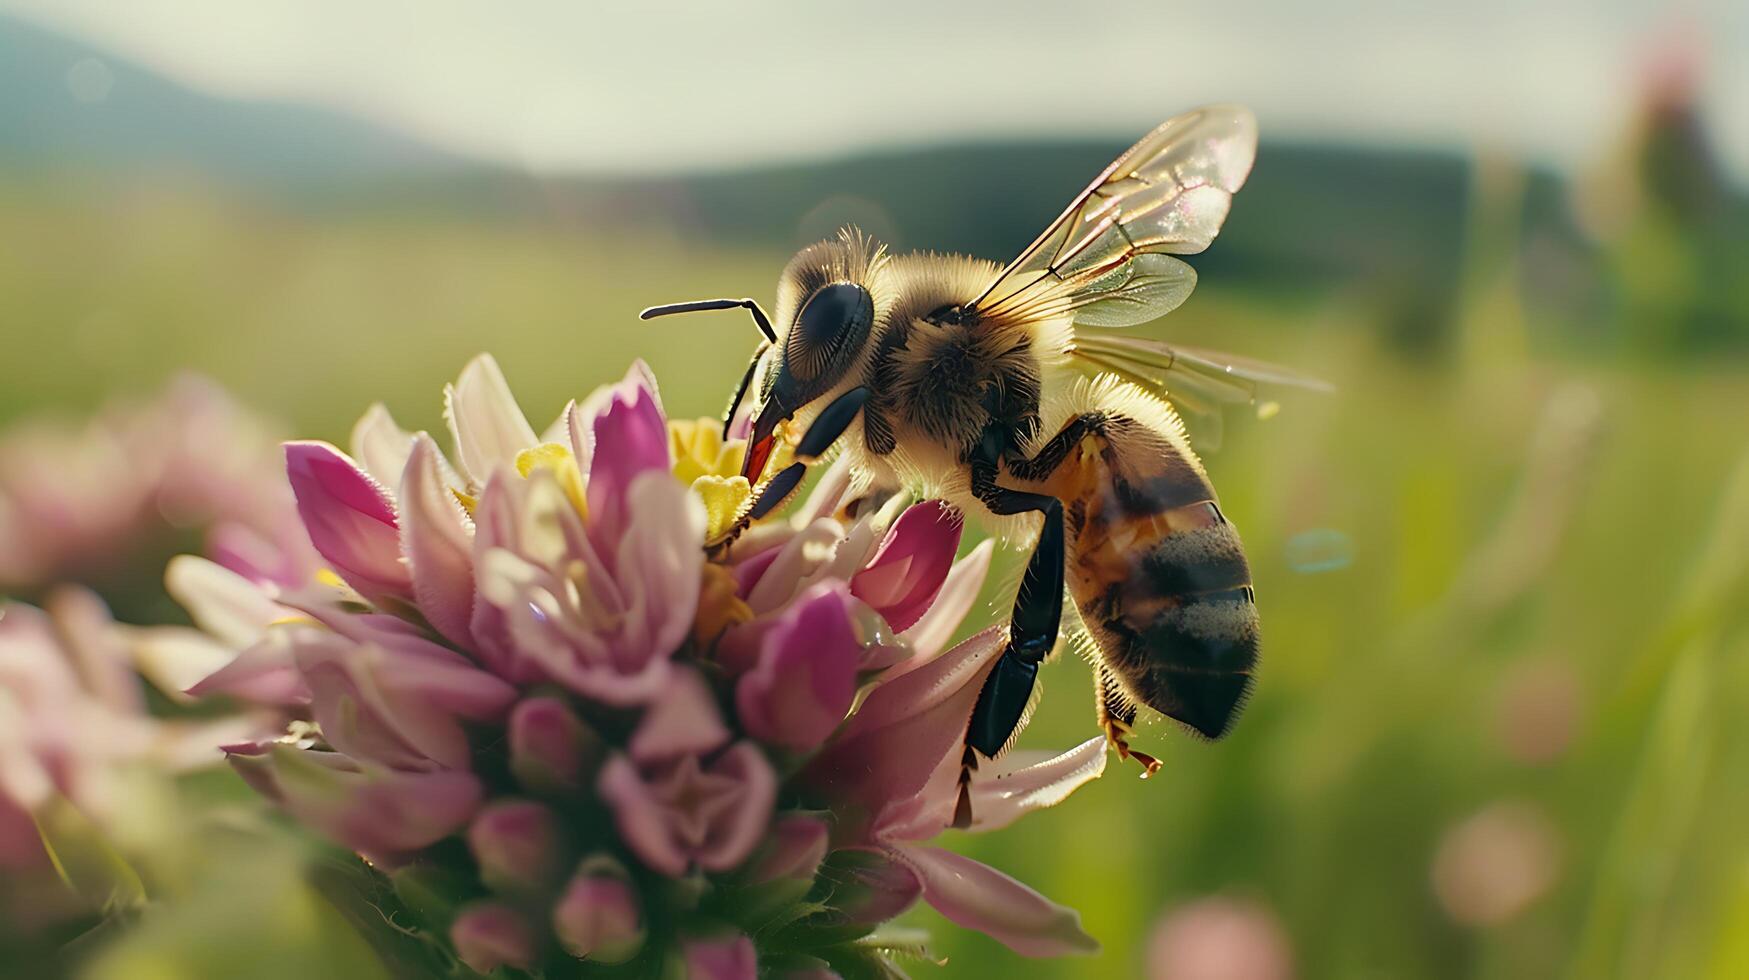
399,434,476,648
597,755,689,876
450,903,537,973
683,933,758,980
851,501,963,633
468,799,564,891
294,627,514,770
586,363,672,544
284,441,411,603
629,667,730,764
896,845,1099,958
552,863,646,963
896,538,994,670
445,354,538,486
823,849,923,925
607,472,704,679
205,519,319,590
467,473,547,685
735,585,860,750
185,633,310,705
697,743,779,873
508,696,600,793
269,747,482,858
749,813,831,885
802,627,1004,820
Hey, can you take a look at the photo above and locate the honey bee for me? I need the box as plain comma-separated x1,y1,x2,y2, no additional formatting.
644,105,1325,805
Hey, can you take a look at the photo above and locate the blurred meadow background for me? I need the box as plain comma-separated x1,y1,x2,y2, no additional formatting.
2,2,1748,978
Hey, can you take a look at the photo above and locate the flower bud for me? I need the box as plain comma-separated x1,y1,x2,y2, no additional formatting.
467,799,566,893
850,500,962,632
508,696,602,793
769,958,841,980
821,851,922,926
748,814,829,886
449,902,537,973
552,856,645,964
682,932,757,980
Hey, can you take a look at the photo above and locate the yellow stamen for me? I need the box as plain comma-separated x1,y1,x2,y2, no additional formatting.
515,442,588,519
452,487,479,516
669,417,747,484
692,562,752,648
691,474,753,543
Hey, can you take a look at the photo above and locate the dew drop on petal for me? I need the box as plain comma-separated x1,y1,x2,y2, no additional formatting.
1284,528,1353,574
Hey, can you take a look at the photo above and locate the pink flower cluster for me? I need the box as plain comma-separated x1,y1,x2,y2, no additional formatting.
180,356,1104,977
0,588,257,874
0,374,317,601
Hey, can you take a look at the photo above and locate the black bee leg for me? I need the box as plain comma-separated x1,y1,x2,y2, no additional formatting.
720,341,769,439
713,387,870,551
1097,665,1161,778
965,483,1063,753
952,461,1065,827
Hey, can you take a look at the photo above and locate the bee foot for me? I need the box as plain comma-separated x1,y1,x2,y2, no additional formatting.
1128,749,1163,778
1103,722,1163,778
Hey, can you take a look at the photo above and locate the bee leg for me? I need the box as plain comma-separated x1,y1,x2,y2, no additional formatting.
966,478,1063,754
953,460,1065,827
712,387,870,552
720,341,769,440
1097,666,1162,778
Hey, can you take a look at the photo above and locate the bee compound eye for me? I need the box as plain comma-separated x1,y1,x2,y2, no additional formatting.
788,282,873,381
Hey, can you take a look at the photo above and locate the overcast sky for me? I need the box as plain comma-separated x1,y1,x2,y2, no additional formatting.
5,0,1744,177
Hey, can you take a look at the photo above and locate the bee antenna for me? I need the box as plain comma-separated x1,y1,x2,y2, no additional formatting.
639,298,777,343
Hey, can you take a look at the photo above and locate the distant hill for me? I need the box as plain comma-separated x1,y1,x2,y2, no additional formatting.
4,11,1672,354
0,13,464,182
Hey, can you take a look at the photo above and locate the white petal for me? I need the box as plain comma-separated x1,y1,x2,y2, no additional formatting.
165,554,281,648
131,626,242,702
967,736,1108,834
350,402,416,486
445,354,539,485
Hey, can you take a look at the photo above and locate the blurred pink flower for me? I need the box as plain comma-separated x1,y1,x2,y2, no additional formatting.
450,902,538,973
0,590,255,871
0,375,317,602
552,856,645,964
1148,896,1295,980
1431,801,1562,927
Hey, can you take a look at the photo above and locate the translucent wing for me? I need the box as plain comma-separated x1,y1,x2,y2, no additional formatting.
967,105,1258,328
1068,332,1333,451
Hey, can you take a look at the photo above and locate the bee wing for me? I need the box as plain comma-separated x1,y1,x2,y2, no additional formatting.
1069,333,1333,450
967,104,1258,328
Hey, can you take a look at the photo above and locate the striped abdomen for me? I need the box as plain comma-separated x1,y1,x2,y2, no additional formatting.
1042,413,1259,739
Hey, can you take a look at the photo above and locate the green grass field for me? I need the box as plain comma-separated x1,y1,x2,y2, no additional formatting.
3,177,1747,979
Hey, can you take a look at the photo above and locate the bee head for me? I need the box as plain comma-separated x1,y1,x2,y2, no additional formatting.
743,229,887,479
